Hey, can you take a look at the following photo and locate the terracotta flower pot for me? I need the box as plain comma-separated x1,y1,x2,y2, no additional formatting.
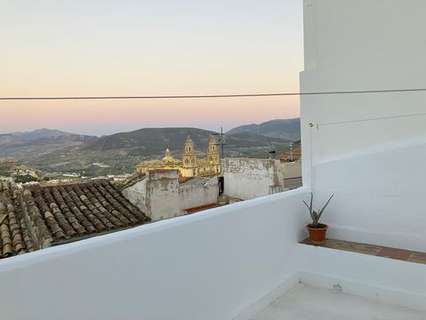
307,224,328,244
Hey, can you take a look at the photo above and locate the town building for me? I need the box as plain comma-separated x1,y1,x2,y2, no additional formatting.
0,159,40,182
122,170,219,221
136,135,221,178
222,157,302,200
280,141,301,162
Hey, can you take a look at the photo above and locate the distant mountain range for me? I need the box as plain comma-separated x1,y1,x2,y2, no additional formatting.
227,118,300,141
82,127,293,154
3,128,83,140
0,129,95,158
0,119,300,176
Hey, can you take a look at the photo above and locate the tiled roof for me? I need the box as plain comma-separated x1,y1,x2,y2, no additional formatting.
0,180,150,259
119,172,146,189
0,182,34,257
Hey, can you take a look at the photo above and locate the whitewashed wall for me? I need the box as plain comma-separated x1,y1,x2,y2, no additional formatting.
122,177,149,213
223,158,288,200
0,189,309,320
146,172,181,220
179,177,219,210
280,160,301,180
1,186,426,320
301,0,426,251
296,244,426,312
124,171,181,221
124,174,219,219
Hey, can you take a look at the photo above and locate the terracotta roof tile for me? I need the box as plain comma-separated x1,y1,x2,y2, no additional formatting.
0,179,150,259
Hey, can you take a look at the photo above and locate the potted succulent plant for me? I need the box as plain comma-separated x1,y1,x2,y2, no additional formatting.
303,192,334,244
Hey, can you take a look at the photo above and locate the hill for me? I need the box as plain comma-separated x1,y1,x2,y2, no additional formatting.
83,127,291,154
82,127,216,154
0,129,96,158
227,118,301,141
22,127,291,176
1,121,298,177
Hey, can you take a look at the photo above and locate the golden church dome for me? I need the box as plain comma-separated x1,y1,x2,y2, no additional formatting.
162,148,177,163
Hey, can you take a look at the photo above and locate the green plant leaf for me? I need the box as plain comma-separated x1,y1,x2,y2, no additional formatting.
303,200,311,210
317,193,334,221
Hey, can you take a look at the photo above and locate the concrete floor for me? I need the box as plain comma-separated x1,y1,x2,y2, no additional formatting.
251,284,426,320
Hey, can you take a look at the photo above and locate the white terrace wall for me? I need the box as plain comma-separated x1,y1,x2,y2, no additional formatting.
0,189,309,320
301,0,426,251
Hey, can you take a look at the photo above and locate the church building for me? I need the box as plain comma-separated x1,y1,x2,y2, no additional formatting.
136,135,221,178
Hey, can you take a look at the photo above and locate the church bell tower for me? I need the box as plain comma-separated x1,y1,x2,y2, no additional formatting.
182,136,197,177
207,135,221,174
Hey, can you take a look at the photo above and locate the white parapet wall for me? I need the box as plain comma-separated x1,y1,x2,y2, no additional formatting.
1,187,426,320
295,244,426,313
300,0,426,251
0,189,309,320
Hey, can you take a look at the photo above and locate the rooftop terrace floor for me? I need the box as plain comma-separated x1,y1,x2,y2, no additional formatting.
251,283,426,320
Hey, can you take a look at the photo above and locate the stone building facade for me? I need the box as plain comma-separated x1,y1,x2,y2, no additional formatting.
136,135,221,178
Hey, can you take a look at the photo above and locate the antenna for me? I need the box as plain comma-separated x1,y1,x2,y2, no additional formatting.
213,127,226,158
220,127,225,158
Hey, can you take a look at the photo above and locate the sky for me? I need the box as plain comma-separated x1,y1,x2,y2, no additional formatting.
1,0,303,136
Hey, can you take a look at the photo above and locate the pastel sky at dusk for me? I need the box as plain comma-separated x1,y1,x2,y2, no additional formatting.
1,0,303,136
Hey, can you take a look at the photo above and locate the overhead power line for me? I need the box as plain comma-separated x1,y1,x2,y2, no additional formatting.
1,88,426,101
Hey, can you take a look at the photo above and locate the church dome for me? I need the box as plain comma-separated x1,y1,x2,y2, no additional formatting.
162,148,176,162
